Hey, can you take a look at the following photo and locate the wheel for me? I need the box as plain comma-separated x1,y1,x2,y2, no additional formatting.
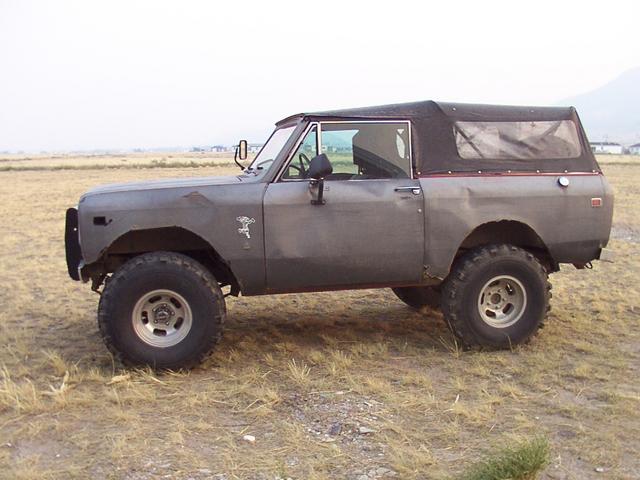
392,286,441,310
98,252,225,369
441,244,550,348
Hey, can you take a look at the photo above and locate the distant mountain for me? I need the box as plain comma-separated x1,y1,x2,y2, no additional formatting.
560,67,640,145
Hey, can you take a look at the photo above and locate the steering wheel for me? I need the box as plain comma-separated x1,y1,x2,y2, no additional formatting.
288,152,311,178
298,153,311,176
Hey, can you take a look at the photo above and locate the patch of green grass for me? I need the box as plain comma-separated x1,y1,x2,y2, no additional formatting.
457,437,550,480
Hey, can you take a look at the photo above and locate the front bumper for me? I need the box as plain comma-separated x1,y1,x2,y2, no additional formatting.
65,208,82,280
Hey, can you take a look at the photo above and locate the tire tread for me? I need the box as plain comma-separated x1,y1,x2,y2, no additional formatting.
97,251,225,368
441,244,551,348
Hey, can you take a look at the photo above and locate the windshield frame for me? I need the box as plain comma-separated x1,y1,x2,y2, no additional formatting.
244,125,297,177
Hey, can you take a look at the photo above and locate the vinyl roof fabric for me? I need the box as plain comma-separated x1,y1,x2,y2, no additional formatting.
277,100,599,174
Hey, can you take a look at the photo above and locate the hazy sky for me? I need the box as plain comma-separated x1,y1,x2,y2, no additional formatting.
1,0,639,151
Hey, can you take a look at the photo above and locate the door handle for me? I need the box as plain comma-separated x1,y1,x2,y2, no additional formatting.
394,186,422,195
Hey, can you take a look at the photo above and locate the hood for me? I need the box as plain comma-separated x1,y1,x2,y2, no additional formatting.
81,174,244,198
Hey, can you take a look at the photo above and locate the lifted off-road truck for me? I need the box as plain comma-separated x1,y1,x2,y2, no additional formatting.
65,101,614,368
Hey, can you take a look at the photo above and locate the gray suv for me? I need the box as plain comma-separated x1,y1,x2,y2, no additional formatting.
65,101,614,368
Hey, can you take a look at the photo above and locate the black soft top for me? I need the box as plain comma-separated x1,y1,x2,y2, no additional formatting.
277,100,599,175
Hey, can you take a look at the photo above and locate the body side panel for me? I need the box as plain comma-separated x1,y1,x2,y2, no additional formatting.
420,173,613,278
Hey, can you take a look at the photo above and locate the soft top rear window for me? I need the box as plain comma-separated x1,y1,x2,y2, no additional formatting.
454,120,581,160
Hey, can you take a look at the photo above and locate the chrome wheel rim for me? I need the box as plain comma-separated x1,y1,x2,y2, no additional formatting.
132,289,193,347
477,275,527,328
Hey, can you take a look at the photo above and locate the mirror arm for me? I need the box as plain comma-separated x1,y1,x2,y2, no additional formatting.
233,146,245,171
310,178,326,205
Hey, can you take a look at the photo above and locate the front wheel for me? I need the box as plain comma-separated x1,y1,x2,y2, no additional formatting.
98,252,225,369
441,245,550,348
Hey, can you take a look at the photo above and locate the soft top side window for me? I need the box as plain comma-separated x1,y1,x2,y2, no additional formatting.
453,120,582,160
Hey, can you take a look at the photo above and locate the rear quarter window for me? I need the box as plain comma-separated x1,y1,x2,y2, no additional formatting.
453,120,582,160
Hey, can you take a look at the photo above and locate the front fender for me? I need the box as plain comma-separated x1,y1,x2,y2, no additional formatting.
78,182,269,295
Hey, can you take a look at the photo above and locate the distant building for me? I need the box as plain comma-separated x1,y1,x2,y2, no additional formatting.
248,143,263,154
590,142,623,154
211,145,226,153
629,143,640,155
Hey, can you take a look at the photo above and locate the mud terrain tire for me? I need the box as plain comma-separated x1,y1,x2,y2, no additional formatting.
441,244,550,348
392,286,441,310
98,252,225,369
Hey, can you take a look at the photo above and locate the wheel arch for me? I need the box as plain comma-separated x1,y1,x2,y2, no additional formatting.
453,220,557,273
85,226,241,293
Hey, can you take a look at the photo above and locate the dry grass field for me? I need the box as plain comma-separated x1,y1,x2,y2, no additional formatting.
0,152,237,171
0,154,638,479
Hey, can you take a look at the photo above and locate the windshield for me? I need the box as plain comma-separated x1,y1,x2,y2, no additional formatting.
246,126,296,174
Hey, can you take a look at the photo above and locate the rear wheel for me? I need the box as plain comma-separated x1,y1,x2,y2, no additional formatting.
392,286,441,310
441,244,550,348
98,252,225,369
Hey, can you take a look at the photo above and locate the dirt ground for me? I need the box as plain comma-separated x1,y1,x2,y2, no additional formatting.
0,156,638,479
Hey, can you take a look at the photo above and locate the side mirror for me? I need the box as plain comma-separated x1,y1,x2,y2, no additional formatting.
308,154,333,205
234,140,248,170
238,140,248,160
307,153,333,180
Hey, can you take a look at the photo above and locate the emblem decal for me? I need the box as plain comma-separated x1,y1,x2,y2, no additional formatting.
236,216,256,239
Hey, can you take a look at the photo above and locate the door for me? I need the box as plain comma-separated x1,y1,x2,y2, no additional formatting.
263,121,425,292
